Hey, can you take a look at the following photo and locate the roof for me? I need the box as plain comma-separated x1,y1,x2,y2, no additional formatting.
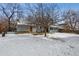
57,21,65,24
55,21,65,25
17,22,28,25
50,25,64,29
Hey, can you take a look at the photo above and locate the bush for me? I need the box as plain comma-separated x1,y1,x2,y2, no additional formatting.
74,30,79,34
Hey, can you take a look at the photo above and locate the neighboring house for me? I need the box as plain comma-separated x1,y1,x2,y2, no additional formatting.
48,21,65,33
49,25,61,33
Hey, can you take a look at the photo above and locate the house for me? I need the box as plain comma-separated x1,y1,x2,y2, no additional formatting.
16,20,32,33
16,20,45,33
16,23,45,33
16,20,65,33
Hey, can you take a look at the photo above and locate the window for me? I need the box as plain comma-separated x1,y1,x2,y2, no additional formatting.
50,27,53,30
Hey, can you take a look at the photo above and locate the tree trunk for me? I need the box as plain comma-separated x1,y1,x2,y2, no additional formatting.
44,27,47,37
8,18,10,31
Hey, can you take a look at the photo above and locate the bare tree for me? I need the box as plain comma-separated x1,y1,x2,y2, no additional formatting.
25,3,59,36
0,3,17,31
15,4,24,20
63,10,79,32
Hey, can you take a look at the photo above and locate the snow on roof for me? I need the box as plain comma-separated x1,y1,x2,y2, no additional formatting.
57,21,65,25
55,21,65,25
17,22,28,25
50,25,64,29
50,25,59,27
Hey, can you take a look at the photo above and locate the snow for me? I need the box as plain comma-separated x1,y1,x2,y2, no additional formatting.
0,33,79,56
56,21,65,25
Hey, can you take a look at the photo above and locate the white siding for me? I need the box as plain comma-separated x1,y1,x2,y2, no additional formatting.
16,25,29,32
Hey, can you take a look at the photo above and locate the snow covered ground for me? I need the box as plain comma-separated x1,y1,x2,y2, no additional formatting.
0,33,79,56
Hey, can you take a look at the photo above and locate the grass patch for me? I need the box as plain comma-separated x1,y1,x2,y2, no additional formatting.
32,32,44,35
15,31,30,34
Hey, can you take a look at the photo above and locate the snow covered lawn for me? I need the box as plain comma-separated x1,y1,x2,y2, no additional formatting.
0,33,79,56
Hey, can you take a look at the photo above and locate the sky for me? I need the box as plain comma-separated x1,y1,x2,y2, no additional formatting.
17,3,79,11
58,3,79,11
21,3,79,12
0,3,79,18
0,3,79,11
